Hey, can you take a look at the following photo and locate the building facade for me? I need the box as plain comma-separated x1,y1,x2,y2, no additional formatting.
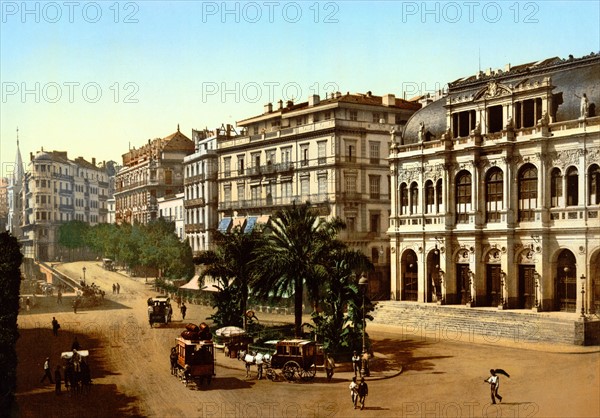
183,128,220,255
20,150,111,261
217,92,420,298
388,53,600,315
114,127,194,224
158,192,185,241
0,177,8,231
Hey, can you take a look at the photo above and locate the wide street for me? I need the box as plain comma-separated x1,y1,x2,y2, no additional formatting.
15,261,600,418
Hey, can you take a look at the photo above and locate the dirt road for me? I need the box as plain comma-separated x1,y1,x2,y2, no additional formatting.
14,261,600,418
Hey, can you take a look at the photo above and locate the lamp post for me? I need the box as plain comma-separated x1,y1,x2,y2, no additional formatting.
82,266,87,285
358,272,369,377
533,272,540,310
580,274,586,318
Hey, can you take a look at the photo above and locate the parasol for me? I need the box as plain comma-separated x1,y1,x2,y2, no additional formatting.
215,326,246,338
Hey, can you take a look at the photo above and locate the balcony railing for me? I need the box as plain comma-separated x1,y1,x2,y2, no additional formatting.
218,193,330,211
184,198,206,208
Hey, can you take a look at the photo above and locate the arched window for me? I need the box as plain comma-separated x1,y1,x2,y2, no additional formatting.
400,183,408,215
589,164,600,205
425,180,435,214
485,168,503,223
436,179,443,212
550,168,562,208
566,166,579,206
410,182,419,214
455,171,472,223
518,164,538,222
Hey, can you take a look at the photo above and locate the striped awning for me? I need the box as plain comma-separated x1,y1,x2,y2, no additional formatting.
217,217,232,233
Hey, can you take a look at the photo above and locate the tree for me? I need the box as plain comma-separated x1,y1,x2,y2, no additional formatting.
194,227,265,329
252,203,345,337
311,251,374,353
0,232,23,413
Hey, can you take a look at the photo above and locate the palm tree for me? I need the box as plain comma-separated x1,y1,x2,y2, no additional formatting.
194,226,264,329
252,203,345,337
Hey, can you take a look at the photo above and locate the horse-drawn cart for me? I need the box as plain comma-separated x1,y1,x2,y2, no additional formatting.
264,339,324,382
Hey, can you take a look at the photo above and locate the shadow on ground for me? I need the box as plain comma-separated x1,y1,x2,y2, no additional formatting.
370,338,454,373
14,328,143,418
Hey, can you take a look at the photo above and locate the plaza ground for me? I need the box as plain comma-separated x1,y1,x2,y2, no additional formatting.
13,261,600,417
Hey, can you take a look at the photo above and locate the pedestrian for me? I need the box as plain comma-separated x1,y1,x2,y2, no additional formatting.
73,298,79,314
40,357,54,384
51,317,60,336
324,353,335,382
54,365,62,395
72,337,81,351
349,376,359,408
352,351,361,377
116,283,120,294
484,369,508,404
26,297,31,312
112,283,116,294
245,358,251,378
170,347,178,375
255,353,264,380
357,377,369,410
57,288,62,304
180,303,187,320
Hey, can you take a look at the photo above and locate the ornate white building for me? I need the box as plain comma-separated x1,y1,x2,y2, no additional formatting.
20,150,111,261
388,53,600,315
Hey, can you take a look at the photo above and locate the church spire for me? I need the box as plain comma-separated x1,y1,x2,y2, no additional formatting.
13,127,24,184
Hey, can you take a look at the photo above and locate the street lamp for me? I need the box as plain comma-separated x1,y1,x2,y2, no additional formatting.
82,266,86,285
358,272,369,377
580,274,586,318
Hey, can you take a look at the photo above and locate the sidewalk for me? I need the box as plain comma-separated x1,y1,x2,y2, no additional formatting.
216,346,403,382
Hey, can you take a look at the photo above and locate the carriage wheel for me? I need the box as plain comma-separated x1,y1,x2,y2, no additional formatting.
282,361,300,381
266,368,277,381
300,363,317,381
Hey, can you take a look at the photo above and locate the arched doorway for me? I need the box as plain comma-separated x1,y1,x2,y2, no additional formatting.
591,250,600,315
426,249,441,302
556,249,577,312
455,248,471,305
517,249,536,309
402,250,418,301
485,249,502,307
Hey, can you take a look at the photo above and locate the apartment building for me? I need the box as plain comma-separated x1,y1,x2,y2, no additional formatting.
388,53,600,314
217,92,420,298
20,150,111,261
114,126,194,224
158,192,185,241
183,128,220,255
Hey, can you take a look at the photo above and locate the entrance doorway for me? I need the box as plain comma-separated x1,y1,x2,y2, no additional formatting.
486,265,502,306
518,265,535,309
403,250,418,301
556,250,576,312
456,264,471,304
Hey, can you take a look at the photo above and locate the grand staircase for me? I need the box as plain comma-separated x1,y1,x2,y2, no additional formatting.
371,301,599,345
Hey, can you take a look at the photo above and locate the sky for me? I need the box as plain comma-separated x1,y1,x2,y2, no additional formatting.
1,0,599,175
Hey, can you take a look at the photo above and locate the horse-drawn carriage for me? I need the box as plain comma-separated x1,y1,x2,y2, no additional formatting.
171,323,215,387
264,339,324,382
147,296,172,326
61,349,91,395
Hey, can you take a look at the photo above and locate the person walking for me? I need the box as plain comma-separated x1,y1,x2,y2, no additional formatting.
255,353,264,380
73,298,79,314
116,283,120,294
180,303,187,320
352,351,361,377
349,376,359,408
484,369,507,404
40,357,54,384
324,353,335,382
112,283,116,294
54,365,62,395
51,317,60,336
56,288,62,304
357,377,369,410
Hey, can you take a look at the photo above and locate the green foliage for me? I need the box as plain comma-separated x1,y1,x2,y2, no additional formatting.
58,220,90,249
252,202,345,337
0,232,24,413
194,227,265,328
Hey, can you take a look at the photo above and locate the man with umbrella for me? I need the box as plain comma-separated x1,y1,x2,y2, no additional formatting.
484,369,510,404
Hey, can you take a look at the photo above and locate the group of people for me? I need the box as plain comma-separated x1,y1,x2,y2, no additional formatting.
349,376,369,410
40,339,91,396
112,283,121,294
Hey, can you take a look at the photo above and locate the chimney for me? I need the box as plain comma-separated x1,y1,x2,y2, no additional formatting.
30,152,33,161
264,103,273,113
308,94,320,106
278,99,283,110
92,157,96,166
505,63,511,72
383,94,396,107
286,100,294,108
335,91,342,99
